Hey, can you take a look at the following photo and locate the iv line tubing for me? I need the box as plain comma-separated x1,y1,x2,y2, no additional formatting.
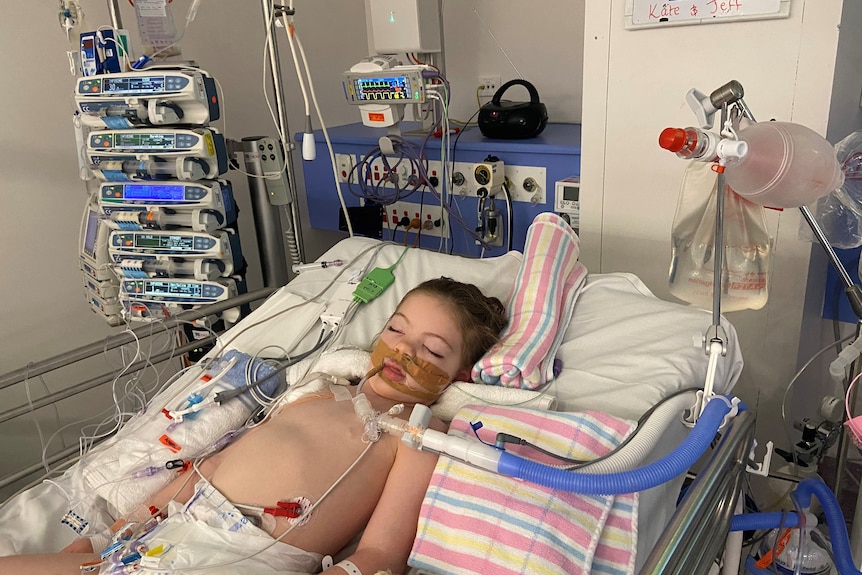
0,337,212,426
0,288,277,390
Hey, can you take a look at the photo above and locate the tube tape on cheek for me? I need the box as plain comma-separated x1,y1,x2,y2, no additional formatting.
369,339,450,397
335,559,363,575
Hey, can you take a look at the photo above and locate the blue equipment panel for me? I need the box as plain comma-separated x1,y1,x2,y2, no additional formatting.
297,122,582,256
822,246,861,323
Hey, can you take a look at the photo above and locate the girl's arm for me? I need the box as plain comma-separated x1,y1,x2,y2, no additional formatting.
321,425,443,575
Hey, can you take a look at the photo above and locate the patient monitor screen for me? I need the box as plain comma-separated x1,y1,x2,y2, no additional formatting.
352,76,415,102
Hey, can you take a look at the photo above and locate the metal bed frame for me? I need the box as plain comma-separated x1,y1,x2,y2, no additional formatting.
0,284,754,574
0,288,276,492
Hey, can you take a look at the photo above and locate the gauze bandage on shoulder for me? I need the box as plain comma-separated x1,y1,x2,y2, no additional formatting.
472,213,587,390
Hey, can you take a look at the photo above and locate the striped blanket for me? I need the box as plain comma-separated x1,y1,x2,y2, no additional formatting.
472,212,588,390
410,405,638,575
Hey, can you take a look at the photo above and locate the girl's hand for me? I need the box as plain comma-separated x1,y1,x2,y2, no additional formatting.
60,538,94,553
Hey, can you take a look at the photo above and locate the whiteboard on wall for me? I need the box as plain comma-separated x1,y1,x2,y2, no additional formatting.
625,0,791,29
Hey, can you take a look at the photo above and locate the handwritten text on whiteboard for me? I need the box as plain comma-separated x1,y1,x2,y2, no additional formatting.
632,0,782,25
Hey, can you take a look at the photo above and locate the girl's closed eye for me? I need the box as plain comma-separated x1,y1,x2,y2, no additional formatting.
386,325,403,334
423,346,444,359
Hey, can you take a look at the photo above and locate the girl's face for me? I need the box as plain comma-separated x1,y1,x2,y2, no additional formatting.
367,292,469,404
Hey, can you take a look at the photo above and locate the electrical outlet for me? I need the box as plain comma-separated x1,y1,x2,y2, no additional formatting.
335,153,356,183
478,74,501,100
504,165,547,204
424,160,444,190
383,195,449,238
450,161,478,197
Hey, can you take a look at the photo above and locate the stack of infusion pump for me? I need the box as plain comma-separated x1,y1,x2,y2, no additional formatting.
75,66,244,327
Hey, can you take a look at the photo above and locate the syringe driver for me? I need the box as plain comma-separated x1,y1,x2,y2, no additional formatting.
75,69,219,128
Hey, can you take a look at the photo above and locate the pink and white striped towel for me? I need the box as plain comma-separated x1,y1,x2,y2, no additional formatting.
410,405,638,575
472,212,587,390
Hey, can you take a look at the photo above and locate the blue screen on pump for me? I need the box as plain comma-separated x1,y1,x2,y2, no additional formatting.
124,184,185,201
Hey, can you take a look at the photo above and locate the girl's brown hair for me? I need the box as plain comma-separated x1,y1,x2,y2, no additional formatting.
399,277,507,368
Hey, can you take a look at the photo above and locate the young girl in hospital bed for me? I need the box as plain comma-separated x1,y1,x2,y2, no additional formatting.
0,277,507,575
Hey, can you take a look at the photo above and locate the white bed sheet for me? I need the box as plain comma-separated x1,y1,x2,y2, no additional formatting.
0,237,743,571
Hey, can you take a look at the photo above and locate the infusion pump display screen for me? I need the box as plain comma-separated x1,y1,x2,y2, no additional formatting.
116,133,176,149
146,281,202,297
352,76,415,102
103,76,165,94
123,184,185,201
134,234,195,250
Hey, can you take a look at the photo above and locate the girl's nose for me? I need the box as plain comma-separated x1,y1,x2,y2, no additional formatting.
393,339,415,358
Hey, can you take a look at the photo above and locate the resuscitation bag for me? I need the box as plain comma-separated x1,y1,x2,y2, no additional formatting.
669,161,772,312
808,129,862,249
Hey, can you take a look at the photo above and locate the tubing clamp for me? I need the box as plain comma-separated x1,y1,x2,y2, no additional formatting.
747,439,773,477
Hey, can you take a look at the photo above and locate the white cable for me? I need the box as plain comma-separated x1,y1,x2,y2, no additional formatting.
278,9,310,118
214,233,386,359
22,365,50,474
278,5,315,160
260,5,288,161
501,181,513,251
290,29,354,236
430,87,452,251
76,328,145,457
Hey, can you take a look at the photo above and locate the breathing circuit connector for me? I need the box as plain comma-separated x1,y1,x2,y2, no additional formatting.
829,333,862,386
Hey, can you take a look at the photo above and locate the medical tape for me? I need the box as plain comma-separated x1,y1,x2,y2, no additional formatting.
60,509,89,534
368,339,450,402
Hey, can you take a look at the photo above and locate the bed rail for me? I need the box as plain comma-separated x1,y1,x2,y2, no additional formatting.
639,409,755,575
0,288,277,492
0,288,277,392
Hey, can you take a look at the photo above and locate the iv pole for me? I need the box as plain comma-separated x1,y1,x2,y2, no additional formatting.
683,80,862,569
107,0,306,284
260,0,306,269
724,85,862,564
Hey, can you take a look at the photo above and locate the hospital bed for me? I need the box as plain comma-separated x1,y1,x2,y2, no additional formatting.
0,236,745,574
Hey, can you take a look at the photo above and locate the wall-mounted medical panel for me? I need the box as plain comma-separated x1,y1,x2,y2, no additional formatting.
297,122,581,257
